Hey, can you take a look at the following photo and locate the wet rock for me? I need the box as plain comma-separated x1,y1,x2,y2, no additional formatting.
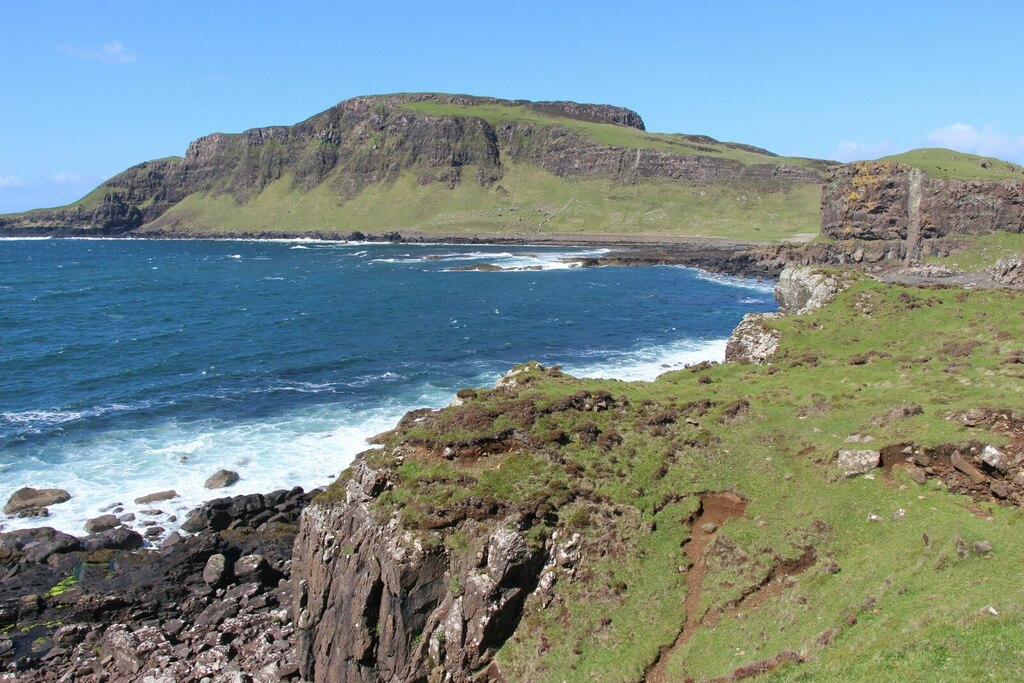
837,449,880,477
203,553,229,586
161,531,184,549
205,469,240,489
144,526,166,538
1,526,81,563
3,487,71,515
133,489,178,505
81,527,144,552
84,514,120,534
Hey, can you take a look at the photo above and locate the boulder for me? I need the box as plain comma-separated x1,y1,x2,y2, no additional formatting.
725,313,782,364
837,450,880,477
0,527,81,563
774,266,851,314
82,527,145,552
205,470,240,489
133,490,178,505
203,553,228,586
981,445,1008,472
233,554,274,586
85,514,120,534
3,487,71,515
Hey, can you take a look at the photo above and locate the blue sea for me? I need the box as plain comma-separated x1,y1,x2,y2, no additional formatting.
0,238,776,537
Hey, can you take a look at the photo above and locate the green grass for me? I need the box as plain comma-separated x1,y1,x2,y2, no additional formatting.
925,231,1024,270
401,100,830,171
145,165,822,241
328,276,1024,681
880,148,1024,182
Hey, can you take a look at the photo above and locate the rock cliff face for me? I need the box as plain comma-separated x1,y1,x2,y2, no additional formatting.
820,162,1024,263
0,93,825,235
292,459,548,682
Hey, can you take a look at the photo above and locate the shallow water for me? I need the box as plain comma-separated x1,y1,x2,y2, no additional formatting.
0,238,776,536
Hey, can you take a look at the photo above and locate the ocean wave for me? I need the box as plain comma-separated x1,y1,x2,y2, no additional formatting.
691,269,776,293
0,401,417,541
563,338,729,382
1,408,84,425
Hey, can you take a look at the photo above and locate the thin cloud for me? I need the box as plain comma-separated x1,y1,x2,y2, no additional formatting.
51,172,85,185
926,123,1024,163
58,40,137,64
832,140,895,162
0,175,25,188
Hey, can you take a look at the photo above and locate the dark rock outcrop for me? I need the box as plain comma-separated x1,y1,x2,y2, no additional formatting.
0,487,313,680
820,161,1024,264
293,459,546,682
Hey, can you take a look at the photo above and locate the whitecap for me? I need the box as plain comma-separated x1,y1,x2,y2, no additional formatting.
690,269,776,293
563,338,729,382
0,401,416,541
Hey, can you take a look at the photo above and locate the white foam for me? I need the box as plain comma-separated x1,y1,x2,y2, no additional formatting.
563,338,728,382
691,268,776,294
437,248,609,272
0,401,418,541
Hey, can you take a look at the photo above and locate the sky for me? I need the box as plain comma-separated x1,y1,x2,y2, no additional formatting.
1,0,1023,213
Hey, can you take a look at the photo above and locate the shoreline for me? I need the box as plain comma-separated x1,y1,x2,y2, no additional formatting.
0,228,788,279
1,236,781,541
1,337,749,542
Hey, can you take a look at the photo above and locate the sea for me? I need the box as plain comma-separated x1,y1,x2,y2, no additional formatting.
0,238,776,538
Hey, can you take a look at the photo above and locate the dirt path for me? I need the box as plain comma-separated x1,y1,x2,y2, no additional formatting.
645,492,747,683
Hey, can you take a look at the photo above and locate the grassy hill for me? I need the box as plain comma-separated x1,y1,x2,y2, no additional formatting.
0,94,830,242
881,148,1024,182
149,166,823,241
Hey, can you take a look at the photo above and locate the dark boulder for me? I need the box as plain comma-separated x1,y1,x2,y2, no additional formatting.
4,487,71,515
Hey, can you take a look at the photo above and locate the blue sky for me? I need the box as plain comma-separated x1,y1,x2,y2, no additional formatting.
2,1,1023,213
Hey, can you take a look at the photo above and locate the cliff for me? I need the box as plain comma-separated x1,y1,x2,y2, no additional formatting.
0,93,829,240
288,276,1024,681
818,157,1024,264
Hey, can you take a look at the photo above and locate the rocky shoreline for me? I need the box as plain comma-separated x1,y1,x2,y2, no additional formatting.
0,228,785,279
0,487,315,681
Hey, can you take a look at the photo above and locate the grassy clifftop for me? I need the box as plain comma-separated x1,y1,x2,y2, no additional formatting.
880,148,1024,182
343,274,1024,681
